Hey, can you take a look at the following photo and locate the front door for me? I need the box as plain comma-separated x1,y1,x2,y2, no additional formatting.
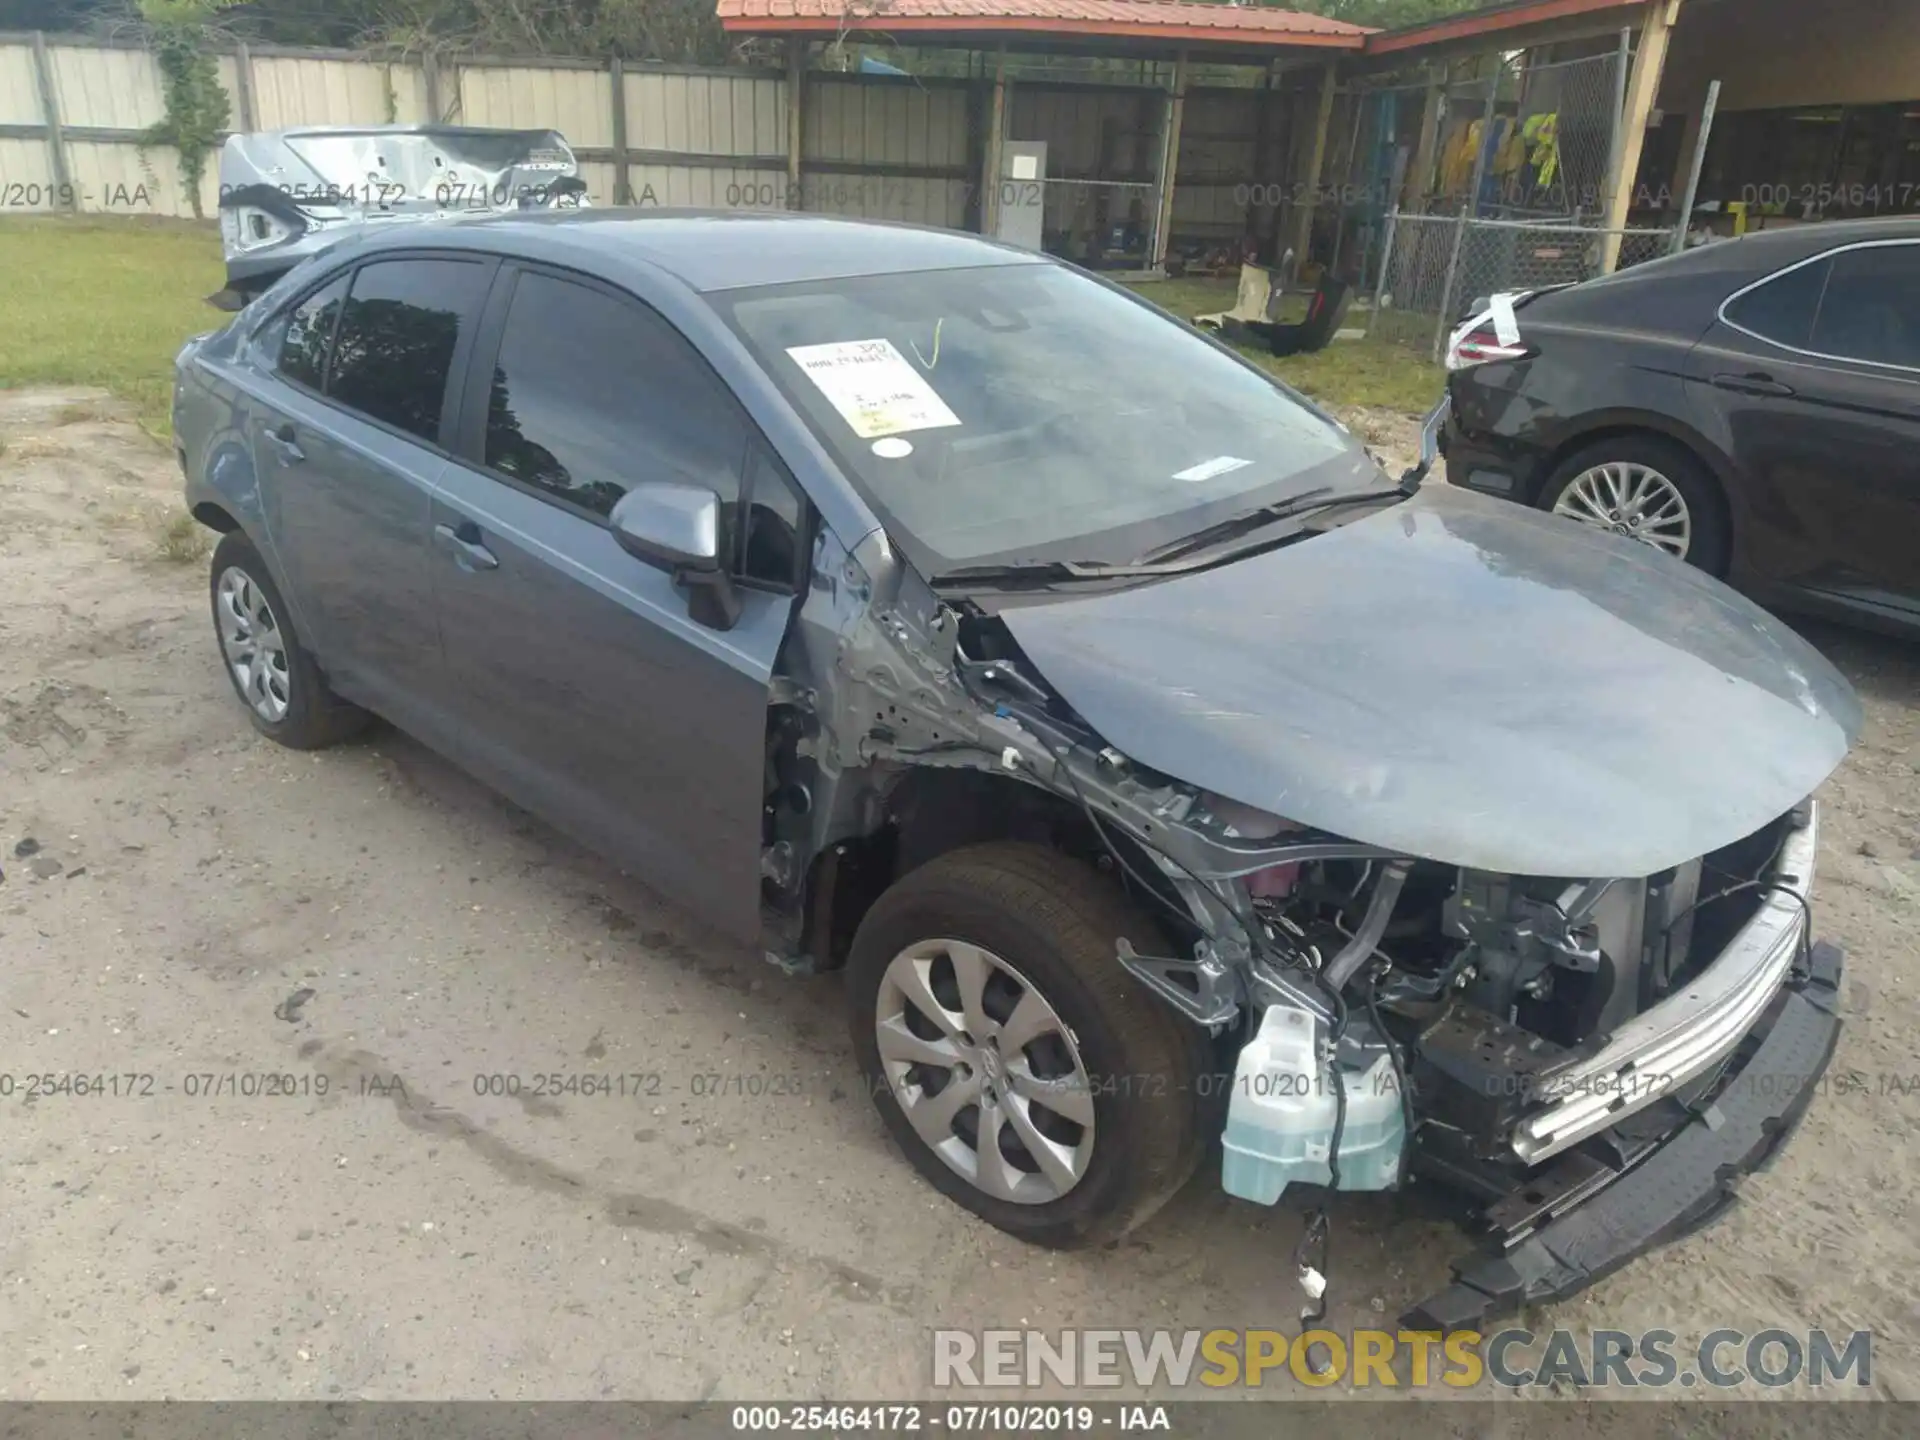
427,265,805,938
1688,237,1920,619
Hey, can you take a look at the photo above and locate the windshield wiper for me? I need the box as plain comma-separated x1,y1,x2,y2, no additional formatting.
929,484,1414,593
928,556,1194,592
1141,484,1411,565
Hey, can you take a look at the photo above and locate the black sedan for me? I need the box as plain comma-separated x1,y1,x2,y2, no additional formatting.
1441,216,1920,635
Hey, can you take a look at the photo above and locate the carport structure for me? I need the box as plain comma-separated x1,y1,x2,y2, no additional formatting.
717,0,1373,272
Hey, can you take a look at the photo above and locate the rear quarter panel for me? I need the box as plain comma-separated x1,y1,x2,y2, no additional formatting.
177,329,263,528
175,321,315,638
1447,261,1738,505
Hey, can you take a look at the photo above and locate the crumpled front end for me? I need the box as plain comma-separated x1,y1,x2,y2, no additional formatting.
216,126,589,299
1078,756,1840,1332
757,501,1851,1328
1087,775,1838,1329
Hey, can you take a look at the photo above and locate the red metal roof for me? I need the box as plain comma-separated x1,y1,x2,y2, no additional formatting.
717,0,1372,49
1364,0,1643,55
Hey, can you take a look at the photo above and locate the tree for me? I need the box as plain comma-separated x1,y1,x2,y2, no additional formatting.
1284,0,1491,31
1,0,728,63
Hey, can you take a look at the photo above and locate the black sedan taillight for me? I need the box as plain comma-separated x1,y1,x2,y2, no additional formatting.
1446,324,1536,371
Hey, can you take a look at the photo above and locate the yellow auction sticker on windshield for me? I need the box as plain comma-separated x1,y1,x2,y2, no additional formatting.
786,338,962,439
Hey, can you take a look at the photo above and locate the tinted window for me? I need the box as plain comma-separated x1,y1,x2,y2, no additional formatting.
327,258,488,445
273,274,347,390
1810,244,1920,369
482,271,748,522
1725,256,1830,349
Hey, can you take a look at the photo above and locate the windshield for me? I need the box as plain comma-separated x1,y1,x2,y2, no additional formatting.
717,263,1376,573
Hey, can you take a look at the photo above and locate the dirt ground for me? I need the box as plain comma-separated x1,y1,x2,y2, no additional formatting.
1322,404,1427,479
2,388,1918,1403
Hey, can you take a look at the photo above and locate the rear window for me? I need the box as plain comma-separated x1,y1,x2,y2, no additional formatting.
1725,256,1831,349
326,257,489,446
271,274,347,391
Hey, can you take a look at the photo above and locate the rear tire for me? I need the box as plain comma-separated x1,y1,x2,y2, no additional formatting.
1537,434,1730,576
848,842,1207,1248
209,532,367,750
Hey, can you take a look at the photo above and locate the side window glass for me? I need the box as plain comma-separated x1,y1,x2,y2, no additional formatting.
272,274,348,391
482,271,749,522
327,258,489,445
1725,256,1830,350
1810,245,1920,369
743,446,807,591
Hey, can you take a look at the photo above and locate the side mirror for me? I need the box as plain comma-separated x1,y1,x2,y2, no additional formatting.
610,482,741,632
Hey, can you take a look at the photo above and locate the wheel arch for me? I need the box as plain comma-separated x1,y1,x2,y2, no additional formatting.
799,765,1183,972
1535,411,1735,510
1533,413,1741,561
191,500,242,533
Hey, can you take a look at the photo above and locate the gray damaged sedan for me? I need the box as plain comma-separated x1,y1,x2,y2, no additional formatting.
174,212,1857,1328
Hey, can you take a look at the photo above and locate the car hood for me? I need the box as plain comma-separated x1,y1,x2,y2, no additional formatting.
1001,485,1859,878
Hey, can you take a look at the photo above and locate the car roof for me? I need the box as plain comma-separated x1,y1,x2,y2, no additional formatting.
1660,214,1920,275
1719,214,1920,258
348,209,1046,293
1533,213,1920,331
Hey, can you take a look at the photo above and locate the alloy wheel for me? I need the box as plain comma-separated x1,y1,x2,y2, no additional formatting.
1552,461,1692,558
874,939,1096,1204
216,566,292,723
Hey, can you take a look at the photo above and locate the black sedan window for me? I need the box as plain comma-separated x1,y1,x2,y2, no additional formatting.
1810,244,1920,369
1725,256,1831,350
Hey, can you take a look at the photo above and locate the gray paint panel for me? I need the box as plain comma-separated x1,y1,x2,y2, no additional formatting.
1004,485,1859,879
427,459,791,939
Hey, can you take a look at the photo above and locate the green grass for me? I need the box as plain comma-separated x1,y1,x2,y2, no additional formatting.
0,215,224,438
1121,274,1445,415
153,505,212,564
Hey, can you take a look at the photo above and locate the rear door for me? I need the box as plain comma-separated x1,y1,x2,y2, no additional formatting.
1688,238,1920,615
427,263,808,938
252,253,495,722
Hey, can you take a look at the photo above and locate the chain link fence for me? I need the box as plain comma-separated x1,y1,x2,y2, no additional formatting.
1366,212,1676,359
1502,50,1629,218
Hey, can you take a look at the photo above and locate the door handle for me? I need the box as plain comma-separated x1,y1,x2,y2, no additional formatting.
1710,372,1796,398
433,520,499,571
264,421,305,462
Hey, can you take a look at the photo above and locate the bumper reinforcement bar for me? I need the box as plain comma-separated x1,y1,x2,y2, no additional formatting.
1404,938,1843,1332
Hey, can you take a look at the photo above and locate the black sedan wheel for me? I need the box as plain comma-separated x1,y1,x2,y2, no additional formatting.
1538,436,1730,575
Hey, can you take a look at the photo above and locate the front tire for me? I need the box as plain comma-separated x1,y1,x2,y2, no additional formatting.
209,533,367,749
1537,434,1730,575
848,843,1205,1248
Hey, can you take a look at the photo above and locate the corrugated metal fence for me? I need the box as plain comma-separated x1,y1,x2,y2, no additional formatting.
0,35,812,221
0,33,1307,250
